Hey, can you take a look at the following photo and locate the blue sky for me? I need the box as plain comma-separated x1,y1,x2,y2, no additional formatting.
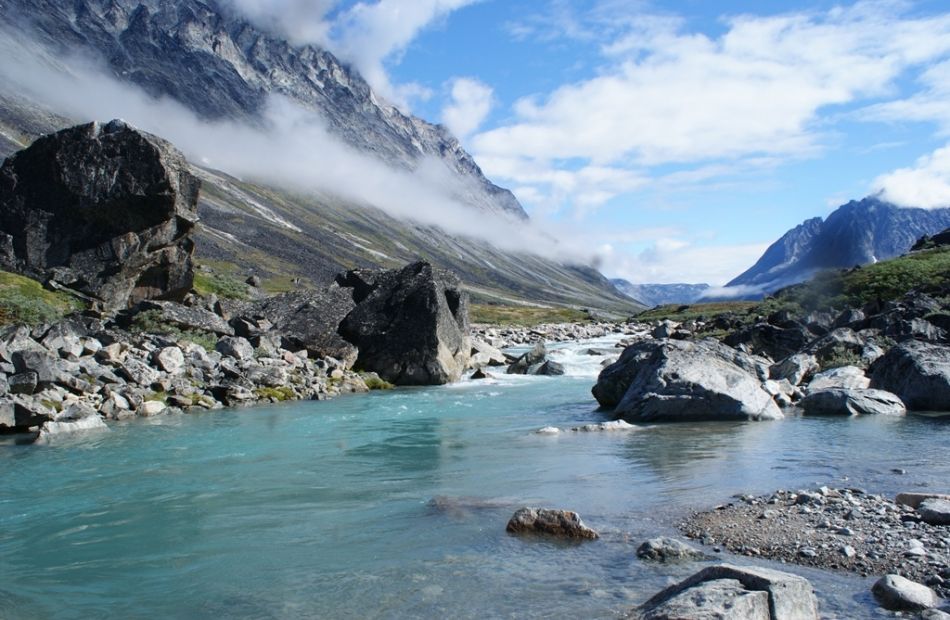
237,0,950,284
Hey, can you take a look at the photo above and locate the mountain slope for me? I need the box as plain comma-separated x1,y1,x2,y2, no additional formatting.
728,197,950,294
610,280,710,307
0,0,640,313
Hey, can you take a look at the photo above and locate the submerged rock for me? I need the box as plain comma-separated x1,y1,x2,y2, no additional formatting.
0,120,199,310
505,507,599,540
507,342,546,375
636,537,705,563
635,564,819,620
593,339,782,422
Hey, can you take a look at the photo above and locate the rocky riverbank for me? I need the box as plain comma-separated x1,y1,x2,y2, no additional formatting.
680,488,950,600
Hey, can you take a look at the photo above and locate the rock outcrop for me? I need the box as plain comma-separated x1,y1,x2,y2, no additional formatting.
870,340,950,411
593,339,783,422
338,262,470,385
0,120,199,310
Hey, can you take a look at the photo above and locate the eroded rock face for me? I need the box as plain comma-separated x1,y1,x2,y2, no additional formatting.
0,120,199,310
593,339,783,422
338,261,470,385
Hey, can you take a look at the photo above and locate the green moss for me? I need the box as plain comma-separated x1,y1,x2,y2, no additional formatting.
0,270,85,326
130,309,219,351
40,399,63,413
253,386,296,401
360,373,394,390
471,304,591,326
145,391,168,404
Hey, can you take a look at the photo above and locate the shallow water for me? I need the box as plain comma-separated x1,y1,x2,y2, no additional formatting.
1,336,947,619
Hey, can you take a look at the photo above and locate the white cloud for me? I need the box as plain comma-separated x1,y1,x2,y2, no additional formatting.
873,145,950,208
475,1,950,214
226,0,478,109
441,77,493,139
859,59,950,132
601,238,770,286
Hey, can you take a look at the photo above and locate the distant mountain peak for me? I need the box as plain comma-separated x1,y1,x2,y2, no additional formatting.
611,280,710,307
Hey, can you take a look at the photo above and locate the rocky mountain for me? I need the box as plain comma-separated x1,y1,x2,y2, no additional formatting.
727,197,950,295
0,0,639,313
610,280,710,307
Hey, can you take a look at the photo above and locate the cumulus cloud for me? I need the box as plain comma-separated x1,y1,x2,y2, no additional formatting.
441,77,493,139
225,0,336,46
0,29,584,262
873,145,950,208
474,1,950,214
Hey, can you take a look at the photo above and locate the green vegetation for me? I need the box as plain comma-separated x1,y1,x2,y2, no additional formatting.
471,303,591,326
254,386,296,401
0,270,84,326
361,373,395,390
193,270,249,300
130,309,219,351
144,391,168,404
637,301,759,323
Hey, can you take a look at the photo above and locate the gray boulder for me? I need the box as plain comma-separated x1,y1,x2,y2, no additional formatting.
507,342,546,375
636,564,819,620
918,498,950,526
338,262,471,385
469,339,506,368
216,336,255,362
800,388,906,416
870,340,950,411
593,339,783,422
770,353,819,386
136,300,234,336
241,286,357,366
805,366,869,392
636,537,706,563
0,120,199,310
872,574,938,612
505,507,599,540
534,360,565,376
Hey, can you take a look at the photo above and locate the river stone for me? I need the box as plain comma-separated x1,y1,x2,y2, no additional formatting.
917,498,950,526
872,574,938,611
638,578,771,620
800,388,906,416
338,262,470,386
505,507,599,540
507,343,546,375
534,360,565,376
0,120,199,310
593,339,783,423
870,340,950,411
770,353,820,386
637,564,819,620
805,366,869,392
637,537,706,563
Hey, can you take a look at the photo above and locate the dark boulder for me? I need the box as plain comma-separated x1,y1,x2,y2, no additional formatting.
241,285,357,366
0,120,199,310
870,340,950,411
725,322,814,361
338,261,471,385
507,343,546,375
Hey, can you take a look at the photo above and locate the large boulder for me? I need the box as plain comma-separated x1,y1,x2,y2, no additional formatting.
800,388,906,416
505,507,599,540
593,339,783,422
636,564,819,620
507,343,546,375
338,261,470,385
241,286,357,365
872,574,939,612
870,340,950,411
0,120,199,310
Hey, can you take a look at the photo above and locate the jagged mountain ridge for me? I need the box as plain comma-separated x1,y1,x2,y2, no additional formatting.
728,197,950,294
0,0,526,219
610,280,710,307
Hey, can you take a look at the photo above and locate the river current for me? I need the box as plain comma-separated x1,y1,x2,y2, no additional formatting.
1,335,947,619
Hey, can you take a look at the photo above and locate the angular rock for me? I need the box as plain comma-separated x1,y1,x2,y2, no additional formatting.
216,336,255,362
805,328,867,366
507,343,546,375
35,414,108,443
639,578,771,620
534,360,565,376
242,285,357,365
338,262,471,385
116,358,160,387
153,346,185,374
8,371,38,395
136,300,234,336
871,574,938,612
870,340,950,411
770,353,819,387
0,120,199,310
806,366,869,392
637,564,819,620
895,492,950,509
470,368,493,380
469,339,506,368
636,537,706,563
917,498,950,526
800,388,906,416
593,339,783,422
505,507,599,540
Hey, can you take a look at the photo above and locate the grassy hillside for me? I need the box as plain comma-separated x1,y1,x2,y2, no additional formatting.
0,271,84,326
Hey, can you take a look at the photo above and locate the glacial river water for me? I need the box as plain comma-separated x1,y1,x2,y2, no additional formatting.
1,335,948,619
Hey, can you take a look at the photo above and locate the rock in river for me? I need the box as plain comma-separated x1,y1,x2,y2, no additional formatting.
636,537,706,563
0,120,199,310
505,507,599,540
800,388,905,416
593,339,782,422
872,574,939,612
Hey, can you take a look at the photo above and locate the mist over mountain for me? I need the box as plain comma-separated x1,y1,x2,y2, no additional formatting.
610,280,710,307
726,197,950,296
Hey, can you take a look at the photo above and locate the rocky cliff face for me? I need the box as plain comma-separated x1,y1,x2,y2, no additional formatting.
728,198,950,294
0,119,198,310
1,0,526,220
